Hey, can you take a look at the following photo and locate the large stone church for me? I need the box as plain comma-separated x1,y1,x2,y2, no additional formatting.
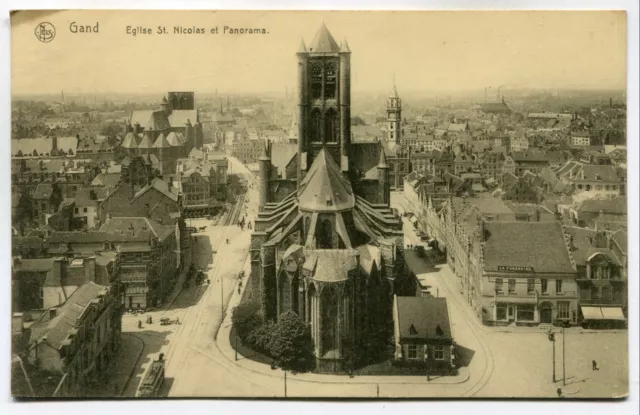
250,24,414,371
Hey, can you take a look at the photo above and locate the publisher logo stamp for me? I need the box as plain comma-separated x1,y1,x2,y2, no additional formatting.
35,22,56,43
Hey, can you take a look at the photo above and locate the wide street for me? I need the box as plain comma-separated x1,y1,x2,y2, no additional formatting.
120,173,627,399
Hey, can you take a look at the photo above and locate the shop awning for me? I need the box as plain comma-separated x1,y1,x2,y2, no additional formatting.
580,306,604,320
600,307,626,321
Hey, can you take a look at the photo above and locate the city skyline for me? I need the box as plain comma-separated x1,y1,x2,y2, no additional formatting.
12,10,627,96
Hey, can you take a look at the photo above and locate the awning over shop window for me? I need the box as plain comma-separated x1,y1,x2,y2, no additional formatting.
581,306,604,320
600,307,626,321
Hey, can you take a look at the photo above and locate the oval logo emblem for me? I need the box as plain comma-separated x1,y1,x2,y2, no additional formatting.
35,22,56,43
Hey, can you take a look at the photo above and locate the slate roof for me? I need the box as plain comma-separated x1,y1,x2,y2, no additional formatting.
270,143,298,178
482,221,576,274
100,216,174,242
132,177,179,203
137,132,155,149
166,132,186,147
91,173,121,187
73,187,112,207
297,149,355,212
577,197,626,215
121,132,138,149
304,250,358,282
153,133,171,149
30,282,106,350
307,23,340,53
33,183,54,200
49,230,153,244
14,258,54,273
395,297,452,340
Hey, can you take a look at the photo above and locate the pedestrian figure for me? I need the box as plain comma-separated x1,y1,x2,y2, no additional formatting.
138,320,142,329
592,360,599,371
176,317,180,325
556,388,562,398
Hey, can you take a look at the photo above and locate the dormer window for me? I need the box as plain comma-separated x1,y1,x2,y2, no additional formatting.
435,324,444,337
409,324,418,335
326,196,332,207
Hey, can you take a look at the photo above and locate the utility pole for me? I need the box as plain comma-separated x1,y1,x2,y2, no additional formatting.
235,324,238,361
562,327,566,385
284,370,287,398
376,383,379,398
548,330,556,383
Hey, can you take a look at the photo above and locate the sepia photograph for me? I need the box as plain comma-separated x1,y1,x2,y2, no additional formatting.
8,9,632,400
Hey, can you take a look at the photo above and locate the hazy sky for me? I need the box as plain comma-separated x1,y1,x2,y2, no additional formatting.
11,10,627,96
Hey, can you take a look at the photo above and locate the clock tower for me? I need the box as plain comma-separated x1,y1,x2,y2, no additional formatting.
386,81,402,145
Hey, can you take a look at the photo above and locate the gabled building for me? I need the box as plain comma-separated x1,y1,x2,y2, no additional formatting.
23,282,122,397
564,226,627,328
392,296,456,375
480,221,578,326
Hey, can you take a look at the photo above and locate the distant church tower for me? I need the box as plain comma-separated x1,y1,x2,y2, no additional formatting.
386,81,402,145
296,23,352,179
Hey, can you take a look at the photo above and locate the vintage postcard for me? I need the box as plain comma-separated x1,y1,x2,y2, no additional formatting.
10,10,628,399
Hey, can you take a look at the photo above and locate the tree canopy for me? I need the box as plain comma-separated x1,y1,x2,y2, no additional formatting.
268,311,315,372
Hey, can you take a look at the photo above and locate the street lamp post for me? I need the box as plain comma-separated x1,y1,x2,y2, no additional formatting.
284,370,287,398
562,327,566,385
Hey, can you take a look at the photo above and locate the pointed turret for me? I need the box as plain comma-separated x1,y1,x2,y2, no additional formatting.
378,146,389,169
298,39,307,53
308,23,340,53
339,38,351,53
258,139,271,211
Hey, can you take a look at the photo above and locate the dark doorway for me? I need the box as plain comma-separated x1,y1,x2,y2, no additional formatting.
540,304,553,324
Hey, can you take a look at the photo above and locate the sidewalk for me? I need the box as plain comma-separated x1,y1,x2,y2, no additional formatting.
85,333,145,398
215,256,471,386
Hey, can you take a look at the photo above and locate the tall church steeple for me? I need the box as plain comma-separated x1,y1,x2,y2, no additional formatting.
387,77,402,145
297,24,351,181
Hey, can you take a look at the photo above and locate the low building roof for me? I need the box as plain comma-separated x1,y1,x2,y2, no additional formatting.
482,221,576,274
395,297,452,340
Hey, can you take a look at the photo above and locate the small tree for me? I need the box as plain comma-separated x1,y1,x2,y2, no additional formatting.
231,302,260,339
268,311,315,372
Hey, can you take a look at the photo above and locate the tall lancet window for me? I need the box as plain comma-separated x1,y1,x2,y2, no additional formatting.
317,219,333,249
325,109,338,143
324,62,337,99
311,63,323,100
311,110,322,142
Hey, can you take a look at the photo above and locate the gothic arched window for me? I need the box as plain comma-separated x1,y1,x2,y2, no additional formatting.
310,63,323,100
324,62,337,99
325,109,338,143
311,110,322,142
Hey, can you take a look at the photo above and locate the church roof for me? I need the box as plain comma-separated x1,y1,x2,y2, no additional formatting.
166,131,185,147
137,132,155,149
153,132,171,148
308,23,340,53
297,148,355,212
121,132,138,149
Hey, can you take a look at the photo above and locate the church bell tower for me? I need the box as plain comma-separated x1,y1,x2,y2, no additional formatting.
297,23,352,180
387,81,402,145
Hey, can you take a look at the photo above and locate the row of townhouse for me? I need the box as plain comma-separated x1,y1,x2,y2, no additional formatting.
417,193,627,328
